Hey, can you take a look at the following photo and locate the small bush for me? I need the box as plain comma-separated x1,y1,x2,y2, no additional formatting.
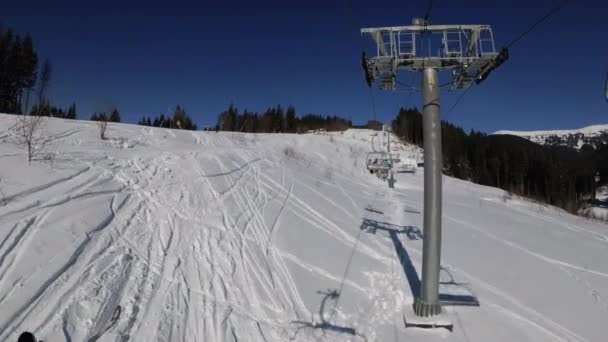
14,114,47,163
93,113,109,140
283,146,298,158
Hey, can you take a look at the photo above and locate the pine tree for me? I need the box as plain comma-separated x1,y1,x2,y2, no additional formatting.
0,29,39,113
109,108,121,123
66,103,77,119
20,34,37,113
286,105,297,133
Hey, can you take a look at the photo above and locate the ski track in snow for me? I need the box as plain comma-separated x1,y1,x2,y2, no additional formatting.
0,115,607,341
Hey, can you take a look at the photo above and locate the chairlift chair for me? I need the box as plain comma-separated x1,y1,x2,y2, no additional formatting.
395,156,418,173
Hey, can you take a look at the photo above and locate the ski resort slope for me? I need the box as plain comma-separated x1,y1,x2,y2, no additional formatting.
0,114,607,342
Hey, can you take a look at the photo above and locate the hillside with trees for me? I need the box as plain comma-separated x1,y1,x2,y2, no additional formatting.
1,27,79,120
215,104,351,133
137,105,197,130
392,107,607,213
0,28,39,114
91,108,121,123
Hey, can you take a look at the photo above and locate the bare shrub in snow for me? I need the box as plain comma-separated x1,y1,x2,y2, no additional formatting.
283,146,299,159
14,59,52,163
96,113,109,140
14,114,46,163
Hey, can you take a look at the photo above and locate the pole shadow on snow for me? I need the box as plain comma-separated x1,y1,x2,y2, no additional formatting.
361,219,479,307
290,290,367,341
361,218,423,241
403,207,421,214
361,218,422,298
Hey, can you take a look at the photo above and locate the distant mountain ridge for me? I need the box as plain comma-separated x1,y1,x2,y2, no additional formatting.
493,124,608,149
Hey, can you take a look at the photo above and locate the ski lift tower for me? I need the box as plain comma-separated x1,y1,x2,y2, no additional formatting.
361,19,507,317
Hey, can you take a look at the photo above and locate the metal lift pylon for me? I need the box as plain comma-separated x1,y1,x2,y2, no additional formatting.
360,18,507,326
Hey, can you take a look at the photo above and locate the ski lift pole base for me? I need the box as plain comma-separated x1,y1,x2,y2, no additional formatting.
404,303,453,331
413,297,442,317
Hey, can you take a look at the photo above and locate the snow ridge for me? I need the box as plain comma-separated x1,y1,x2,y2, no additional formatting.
493,124,608,149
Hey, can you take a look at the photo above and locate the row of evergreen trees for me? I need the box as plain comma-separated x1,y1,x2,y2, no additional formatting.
29,102,77,119
91,109,121,123
137,105,197,130
1,26,79,120
0,28,38,114
216,104,351,133
392,107,606,213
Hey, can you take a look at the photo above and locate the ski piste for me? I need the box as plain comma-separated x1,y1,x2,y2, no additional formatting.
0,114,607,341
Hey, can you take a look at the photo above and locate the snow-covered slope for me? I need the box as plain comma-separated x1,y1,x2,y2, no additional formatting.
493,124,608,149
1,114,607,342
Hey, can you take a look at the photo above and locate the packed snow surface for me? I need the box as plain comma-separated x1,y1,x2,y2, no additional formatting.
1,114,607,341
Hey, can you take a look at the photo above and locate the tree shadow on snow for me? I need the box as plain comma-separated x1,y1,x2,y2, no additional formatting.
290,290,367,341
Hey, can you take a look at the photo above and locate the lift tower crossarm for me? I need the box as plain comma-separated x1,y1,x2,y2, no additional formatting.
361,24,491,33
361,22,505,91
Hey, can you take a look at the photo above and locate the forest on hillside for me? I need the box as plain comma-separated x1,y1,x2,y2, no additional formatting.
0,27,79,119
215,104,352,133
392,107,608,213
3,25,605,216
137,105,198,130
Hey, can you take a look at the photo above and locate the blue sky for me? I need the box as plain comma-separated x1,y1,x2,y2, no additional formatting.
2,0,607,132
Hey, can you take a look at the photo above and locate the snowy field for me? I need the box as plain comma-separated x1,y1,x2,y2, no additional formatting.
0,114,607,342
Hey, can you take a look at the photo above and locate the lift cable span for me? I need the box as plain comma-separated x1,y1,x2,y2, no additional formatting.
445,84,474,116
424,0,434,21
442,0,571,116
506,0,571,49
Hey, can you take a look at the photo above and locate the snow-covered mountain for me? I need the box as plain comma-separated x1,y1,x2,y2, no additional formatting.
493,124,608,149
1,114,607,342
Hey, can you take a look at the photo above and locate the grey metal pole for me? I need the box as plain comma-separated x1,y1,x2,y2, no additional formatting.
387,127,395,188
413,67,443,317
387,126,391,153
